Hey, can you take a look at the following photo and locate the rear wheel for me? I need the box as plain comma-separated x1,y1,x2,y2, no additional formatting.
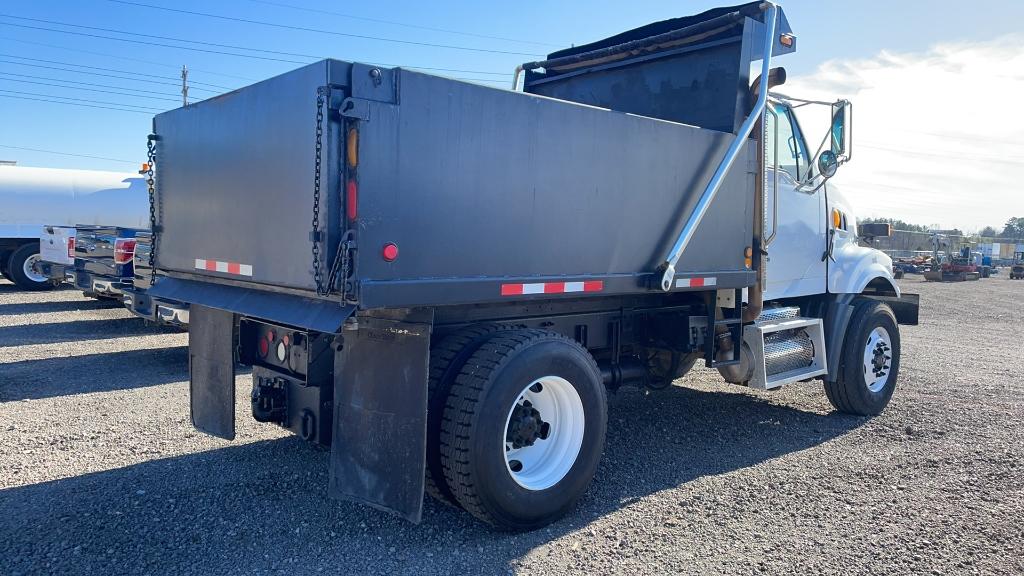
424,323,512,508
825,299,900,416
439,329,607,530
7,243,53,291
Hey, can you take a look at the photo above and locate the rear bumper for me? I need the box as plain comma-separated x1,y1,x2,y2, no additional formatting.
39,262,72,283
122,288,190,326
73,270,132,297
147,276,354,333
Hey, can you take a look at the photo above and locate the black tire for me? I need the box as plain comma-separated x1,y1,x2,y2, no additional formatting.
825,299,900,416
439,329,607,530
424,323,513,508
0,253,10,281
7,243,53,291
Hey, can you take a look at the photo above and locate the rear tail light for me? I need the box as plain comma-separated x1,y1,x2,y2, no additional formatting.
346,180,358,221
114,238,137,264
67,237,75,259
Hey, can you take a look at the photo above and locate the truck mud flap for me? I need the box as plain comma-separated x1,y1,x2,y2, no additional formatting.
866,293,920,326
329,313,432,523
189,304,237,440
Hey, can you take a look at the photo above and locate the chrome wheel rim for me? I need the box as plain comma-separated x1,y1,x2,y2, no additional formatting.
863,326,892,393
503,375,585,491
22,253,47,283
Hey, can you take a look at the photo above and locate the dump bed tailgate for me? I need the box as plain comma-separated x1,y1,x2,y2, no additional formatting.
152,61,345,292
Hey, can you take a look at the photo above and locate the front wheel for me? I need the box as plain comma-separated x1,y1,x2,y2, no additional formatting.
7,243,54,291
824,299,900,416
438,329,607,530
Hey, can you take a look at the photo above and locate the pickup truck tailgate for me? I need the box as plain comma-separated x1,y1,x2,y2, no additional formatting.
40,225,75,265
75,225,137,278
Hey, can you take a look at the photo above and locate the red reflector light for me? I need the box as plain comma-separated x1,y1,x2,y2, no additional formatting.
67,237,75,259
113,238,137,264
382,243,398,262
258,337,269,358
346,180,358,221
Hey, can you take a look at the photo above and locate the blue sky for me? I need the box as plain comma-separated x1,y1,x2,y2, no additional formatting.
2,0,1023,228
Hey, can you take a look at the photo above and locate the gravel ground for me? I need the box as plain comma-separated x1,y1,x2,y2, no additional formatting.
1,276,1022,575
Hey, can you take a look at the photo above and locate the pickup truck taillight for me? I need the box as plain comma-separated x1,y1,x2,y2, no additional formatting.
114,238,137,264
67,237,75,259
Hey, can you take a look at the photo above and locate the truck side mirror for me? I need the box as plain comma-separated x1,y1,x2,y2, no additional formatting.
817,150,838,179
829,100,852,158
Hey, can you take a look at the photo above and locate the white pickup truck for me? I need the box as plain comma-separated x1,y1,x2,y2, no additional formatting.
0,164,148,290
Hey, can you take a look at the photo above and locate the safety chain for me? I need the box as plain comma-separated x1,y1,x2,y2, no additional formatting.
326,231,354,301
311,86,327,295
146,134,159,286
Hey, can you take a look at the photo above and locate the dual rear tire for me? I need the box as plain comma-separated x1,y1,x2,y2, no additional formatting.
426,328,607,530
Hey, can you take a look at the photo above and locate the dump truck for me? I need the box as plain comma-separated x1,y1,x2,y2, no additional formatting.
144,2,919,530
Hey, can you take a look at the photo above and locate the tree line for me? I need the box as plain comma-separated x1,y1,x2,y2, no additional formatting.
859,217,1024,240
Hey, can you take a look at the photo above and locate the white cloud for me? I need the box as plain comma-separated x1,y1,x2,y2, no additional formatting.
783,35,1024,232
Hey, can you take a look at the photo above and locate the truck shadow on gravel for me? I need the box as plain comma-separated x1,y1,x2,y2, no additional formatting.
0,317,180,347
0,297,123,317
0,384,865,575
0,346,188,401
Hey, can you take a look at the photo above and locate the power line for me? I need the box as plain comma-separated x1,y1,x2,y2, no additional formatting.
0,71,184,101
0,76,180,105
0,35,259,82
105,0,544,57
0,144,137,164
242,0,560,48
454,77,507,85
0,93,155,114
0,58,220,93
0,18,310,65
0,17,510,76
0,53,232,90
0,88,163,112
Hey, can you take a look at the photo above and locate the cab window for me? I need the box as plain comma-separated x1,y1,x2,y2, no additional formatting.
765,103,810,182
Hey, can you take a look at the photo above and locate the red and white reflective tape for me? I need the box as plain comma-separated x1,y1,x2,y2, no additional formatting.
501,280,604,296
675,276,716,289
195,258,253,277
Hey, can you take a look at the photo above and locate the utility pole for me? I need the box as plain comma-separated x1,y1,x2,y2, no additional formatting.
181,65,189,107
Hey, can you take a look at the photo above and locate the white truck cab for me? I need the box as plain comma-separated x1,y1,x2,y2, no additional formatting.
715,89,917,415
762,97,898,302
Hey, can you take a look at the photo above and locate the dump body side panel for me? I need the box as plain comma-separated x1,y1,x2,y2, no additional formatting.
354,70,754,301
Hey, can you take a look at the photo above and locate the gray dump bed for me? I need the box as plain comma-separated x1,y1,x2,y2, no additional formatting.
150,4,785,316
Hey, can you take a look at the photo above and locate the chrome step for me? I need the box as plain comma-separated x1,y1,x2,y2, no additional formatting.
744,316,827,390
756,306,801,323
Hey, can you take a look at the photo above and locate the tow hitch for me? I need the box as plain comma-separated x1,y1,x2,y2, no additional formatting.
252,374,289,424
